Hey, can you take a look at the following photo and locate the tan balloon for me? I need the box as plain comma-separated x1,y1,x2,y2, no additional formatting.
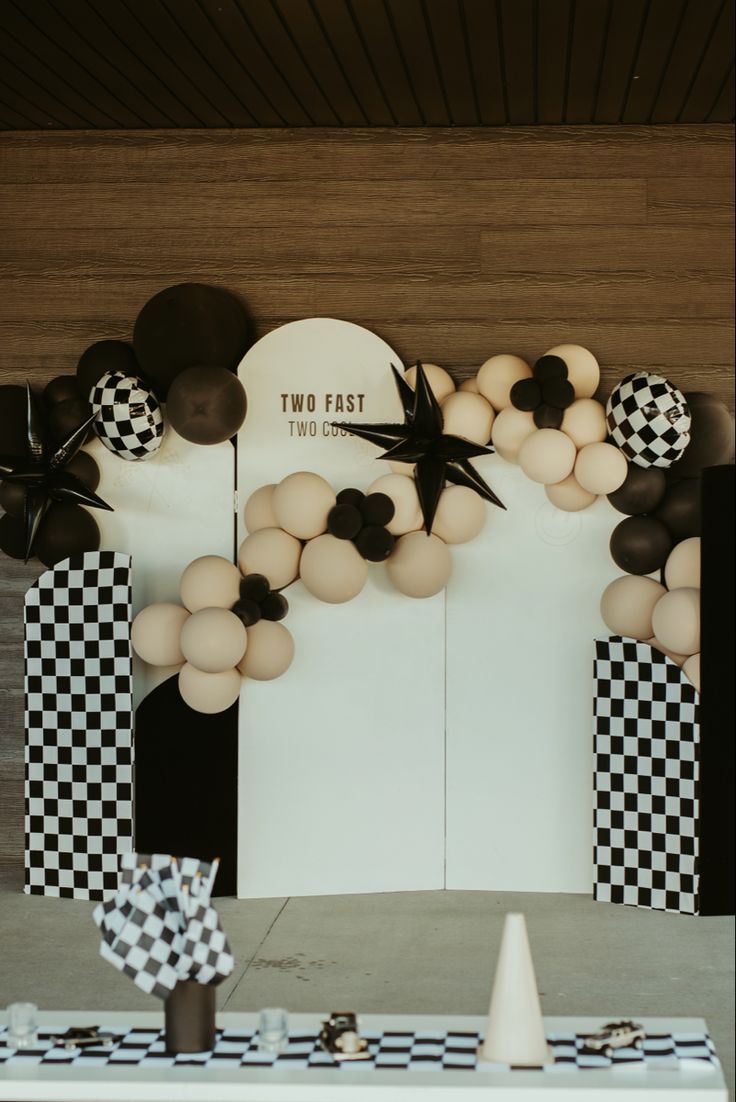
544,343,600,398
272,471,336,540
131,602,189,666
683,652,700,693
243,483,278,533
237,620,294,681
404,362,456,403
600,575,666,640
459,376,479,393
518,428,577,485
432,486,486,543
387,531,452,598
664,537,701,590
440,391,495,445
490,407,536,463
646,637,687,667
178,664,242,714
651,587,700,657
477,354,532,411
300,534,368,603
180,554,242,613
545,474,597,512
561,398,608,448
368,473,423,535
238,527,302,590
180,607,247,673
574,442,628,495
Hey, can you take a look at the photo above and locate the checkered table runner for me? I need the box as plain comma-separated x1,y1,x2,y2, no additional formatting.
0,1027,717,1073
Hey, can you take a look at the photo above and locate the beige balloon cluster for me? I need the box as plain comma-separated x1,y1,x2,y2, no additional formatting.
131,554,295,714
600,537,701,690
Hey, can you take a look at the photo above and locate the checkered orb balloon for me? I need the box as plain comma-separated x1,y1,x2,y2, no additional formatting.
90,370,164,461
605,372,691,469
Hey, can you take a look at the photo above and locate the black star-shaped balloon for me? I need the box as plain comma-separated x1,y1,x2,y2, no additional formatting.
0,383,113,561
332,362,505,534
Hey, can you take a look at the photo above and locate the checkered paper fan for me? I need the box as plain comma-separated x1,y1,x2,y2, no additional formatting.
606,372,690,468
91,370,164,461
93,853,234,999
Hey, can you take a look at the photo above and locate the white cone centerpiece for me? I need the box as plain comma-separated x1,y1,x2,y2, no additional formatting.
478,913,551,1066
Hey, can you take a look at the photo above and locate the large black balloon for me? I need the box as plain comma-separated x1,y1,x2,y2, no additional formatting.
166,365,247,445
0,514,27,559
609,515,673,575
655,478,701,540
77,340,139,400
48,397,94,444
34,502,100,567
607,464,667,516
133,284,251,398
0,384,27,455
43,375,80,407
668,392,735,478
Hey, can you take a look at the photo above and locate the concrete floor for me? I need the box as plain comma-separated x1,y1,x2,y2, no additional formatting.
1,863,733,1094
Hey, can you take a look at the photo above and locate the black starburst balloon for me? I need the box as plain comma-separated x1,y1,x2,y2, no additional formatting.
332,362,505,534
0,383,112,561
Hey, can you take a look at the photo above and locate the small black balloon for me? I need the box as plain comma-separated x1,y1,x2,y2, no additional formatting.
510,378,542,412
231,597,261,627
355,525,395,562
533,404,564,430
44,375,80,408
260,592,289,622
0,513,28,558
77,340,139,400
34,502,100,567
533,355,568,383
48,398,93,444
336,487,365,508
240,573,270,602
65,450,100,493
541,377,575,410
607,464,667,516
360,492,395,526
655,478,701,540
609,515,673,575
0,480,26,518
328,503,363,540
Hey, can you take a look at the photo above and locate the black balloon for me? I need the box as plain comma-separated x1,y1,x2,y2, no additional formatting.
533,355,568,383
668,392,735,478
610,515,673,575
355,525,395,562
0,480,25,517
328,503,363,540
655,478,701,540
44,375,80,407
260,592,289,621
0,514,28,559
0,385,27,455
336,487,365,508
166,365,247,445
360,492,395,526
231,597,261,627
77,340,140,400
240,573,270,602
65,450,100,492
133,284,251,398
48,397,94,444
542,377,574,409
607,464,667,516
34,502,100,567
510,378,541,411
533,404,563,429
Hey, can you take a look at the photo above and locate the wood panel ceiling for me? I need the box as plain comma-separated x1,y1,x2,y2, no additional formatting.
0,0,733,130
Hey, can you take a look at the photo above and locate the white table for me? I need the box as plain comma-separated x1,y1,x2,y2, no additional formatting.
0,1012,727,1102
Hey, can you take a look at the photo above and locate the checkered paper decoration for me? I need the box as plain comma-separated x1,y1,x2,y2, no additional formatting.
24,551,134,901
0,1025,718,1073
91,370,164,461
605,372,691,468
594,637,700,915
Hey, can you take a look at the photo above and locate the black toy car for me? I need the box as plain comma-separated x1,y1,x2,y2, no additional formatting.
319,1012,370,1061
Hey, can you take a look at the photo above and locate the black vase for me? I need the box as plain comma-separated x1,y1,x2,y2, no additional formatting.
164,980,216,1053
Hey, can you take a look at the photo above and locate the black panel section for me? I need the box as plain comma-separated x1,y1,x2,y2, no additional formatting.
135,675,239,897
698,465,735,916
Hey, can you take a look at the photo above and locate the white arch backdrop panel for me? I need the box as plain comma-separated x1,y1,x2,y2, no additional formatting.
236,319,446,898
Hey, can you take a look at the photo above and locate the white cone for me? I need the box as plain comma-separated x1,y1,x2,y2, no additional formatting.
478,913,551,1066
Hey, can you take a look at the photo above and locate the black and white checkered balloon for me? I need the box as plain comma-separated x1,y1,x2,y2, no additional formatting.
606,372,690,469
91,371,164,461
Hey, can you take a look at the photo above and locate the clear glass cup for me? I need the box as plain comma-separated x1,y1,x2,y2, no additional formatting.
257,1007,288,1054
6,1003,39,1049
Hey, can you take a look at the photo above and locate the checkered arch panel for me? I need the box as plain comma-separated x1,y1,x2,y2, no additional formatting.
24,551,134,900
593,637,700,915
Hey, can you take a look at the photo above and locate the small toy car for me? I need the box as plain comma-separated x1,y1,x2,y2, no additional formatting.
319,1012,370,1061
50,1026,118,1051
582,1020,647,1057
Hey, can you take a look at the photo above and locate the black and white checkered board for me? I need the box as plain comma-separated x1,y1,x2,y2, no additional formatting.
24,552,134,901
0,1026,717,1073
594,637,700,915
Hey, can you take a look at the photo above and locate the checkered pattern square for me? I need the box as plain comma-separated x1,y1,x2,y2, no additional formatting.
24,552,134,901
90,370,163,461
605,372,691,468
593,637,700,915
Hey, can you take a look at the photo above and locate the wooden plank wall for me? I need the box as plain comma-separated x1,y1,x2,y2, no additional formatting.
0,124,734,870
